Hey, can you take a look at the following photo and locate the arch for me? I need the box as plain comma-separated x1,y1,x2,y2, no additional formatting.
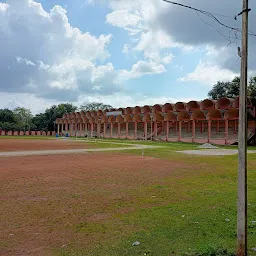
133,113,142,122
70,112,76,119
132,106,141,114
152,104,162,113
162,103,173,113
89,117,95,123
116,115,124,123
186,101,200,111
85,111,91,118
75,112,81,118
55,118,61,124
82,117,89,123
233,96,253,108
125,107,133,115
80,111,86,118
206,109,223,120
216,97,233,110
153,112,163,122
124,114,133,122
200,99,215,110
174,102,186,112
101,116,108,123
108,115,116,123
142,105,151,114
164,111,177,121
191,110,206,120
224,108,239,120
143,113,152,122
91,111,97,117
97,110,103,116
177,111,190,121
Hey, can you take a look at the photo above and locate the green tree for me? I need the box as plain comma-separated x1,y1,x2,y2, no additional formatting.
208,77,240,100
31,103,77,131
0,109,17,123
79,102,113,112
13,107,33,132
208,76,256,105
31,113,47,131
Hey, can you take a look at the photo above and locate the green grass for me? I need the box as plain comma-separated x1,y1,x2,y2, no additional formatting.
53,141,256,256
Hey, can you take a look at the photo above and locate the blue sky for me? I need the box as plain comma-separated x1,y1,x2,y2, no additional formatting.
0,0,254,113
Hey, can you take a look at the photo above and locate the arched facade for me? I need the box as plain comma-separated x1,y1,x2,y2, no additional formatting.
53,97,255,145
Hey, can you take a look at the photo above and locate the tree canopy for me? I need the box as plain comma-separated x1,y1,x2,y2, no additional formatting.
208,76,256,105
79,102,113,112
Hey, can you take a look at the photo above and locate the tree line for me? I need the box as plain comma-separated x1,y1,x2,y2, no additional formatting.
0,103,112,132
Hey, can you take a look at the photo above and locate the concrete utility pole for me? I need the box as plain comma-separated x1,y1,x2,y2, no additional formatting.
237,0,249,255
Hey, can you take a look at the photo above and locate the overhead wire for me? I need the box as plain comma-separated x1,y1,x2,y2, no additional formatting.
162,0,256,37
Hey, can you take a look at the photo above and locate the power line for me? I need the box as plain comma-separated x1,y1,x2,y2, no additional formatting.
162,0,256,37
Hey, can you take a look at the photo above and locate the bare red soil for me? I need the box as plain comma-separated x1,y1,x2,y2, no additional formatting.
0,139,192,256
0,138,94,152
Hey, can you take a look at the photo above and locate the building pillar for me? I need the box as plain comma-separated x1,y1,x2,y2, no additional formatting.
57,123,60,134
208,120,211,143
192,120,196,143
70,123,73,136
110,123,113,138
166,121,169,141
154,122,157,137
118,123,121,138
103,123,106,138
225,119,229,145
126,122,128,138
178,121,182,142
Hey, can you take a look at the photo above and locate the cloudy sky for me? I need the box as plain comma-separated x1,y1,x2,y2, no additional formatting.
0,0,256,113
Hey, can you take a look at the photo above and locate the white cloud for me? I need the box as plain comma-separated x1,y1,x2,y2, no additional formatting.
118,60,166,81
0,0,169,103
178,61,238,85
106,9,142,35
16,57,36,66
77,93,200,109
122,44,129,54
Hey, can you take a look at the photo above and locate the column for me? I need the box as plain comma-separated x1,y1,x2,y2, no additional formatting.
154,122,157,137
208,120,211,143
192,120,196,143
118,123,121,138
166,121,169,141
103,123,106,138
178,121,182,141
57,123,60,134
110,123,113,138
126,122,128,138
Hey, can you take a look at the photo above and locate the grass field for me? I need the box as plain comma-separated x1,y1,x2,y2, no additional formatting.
0,137,255,256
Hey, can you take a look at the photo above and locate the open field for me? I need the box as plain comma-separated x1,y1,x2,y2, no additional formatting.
0,138,256,256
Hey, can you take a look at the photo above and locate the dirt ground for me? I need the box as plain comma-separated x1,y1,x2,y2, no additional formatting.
0,149,192,256
0,138,97,152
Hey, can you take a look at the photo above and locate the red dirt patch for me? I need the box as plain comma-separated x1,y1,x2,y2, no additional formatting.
0,153,192,256
0,138,95,152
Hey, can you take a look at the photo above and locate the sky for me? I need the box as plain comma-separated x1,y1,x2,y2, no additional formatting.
0,0,256,113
